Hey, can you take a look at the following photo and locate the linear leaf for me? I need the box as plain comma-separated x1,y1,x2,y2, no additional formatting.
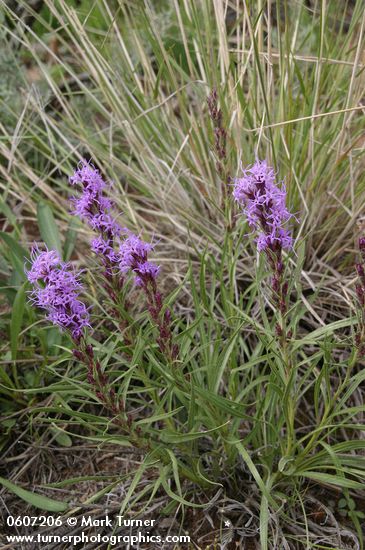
10,282,26,360
37,202,62,255
0,476,68,512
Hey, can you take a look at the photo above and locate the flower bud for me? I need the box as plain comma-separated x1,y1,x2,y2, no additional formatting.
72,349,85,361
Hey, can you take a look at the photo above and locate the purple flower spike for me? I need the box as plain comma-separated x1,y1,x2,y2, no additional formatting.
118,233,160,286
233,159,296,331
69,160,129,325
26,246,90,341
233,159,293,252
69,160,125,258
117,232,177,359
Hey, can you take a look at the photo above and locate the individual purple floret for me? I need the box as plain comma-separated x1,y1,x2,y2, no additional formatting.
233,159,293,252
91,236,119,264
257,228,293,253
26,248,61,284
26,245,90,341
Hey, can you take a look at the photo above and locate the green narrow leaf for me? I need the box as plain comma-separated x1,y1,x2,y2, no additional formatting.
0,476,68,512
160,465,204,508
118,457,159,516
234,441,278,510
160,421,230,444
0,232,29,262
63,218,78,261
8,252,26,282
0,363,15,389
135,406,184,426
37,202,62,255
10,283,26,360
50,427,73,447
296,471,364,490
0,199,18,230
213,325,243,393
259,494,269,550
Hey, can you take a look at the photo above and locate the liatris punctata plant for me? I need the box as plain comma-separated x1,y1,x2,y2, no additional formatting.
69,160,178,362
25,246,123,418
233,159,296,456
233,159,294,342
354,237,365,355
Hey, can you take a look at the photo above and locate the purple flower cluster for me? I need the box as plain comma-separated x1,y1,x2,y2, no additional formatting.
118,233,160,287
233,159,293,252
26,246,90,341
90,236,119,264
233,159,295,326
117,233,176,359
69,161,161,287
69,160,124,267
